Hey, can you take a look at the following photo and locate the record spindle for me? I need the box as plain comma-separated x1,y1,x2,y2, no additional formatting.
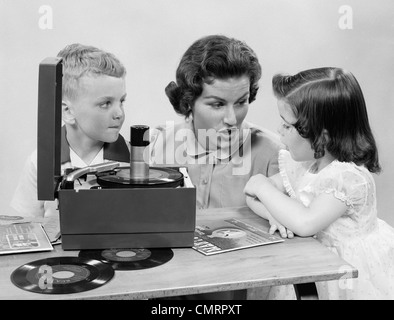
129,125,150,180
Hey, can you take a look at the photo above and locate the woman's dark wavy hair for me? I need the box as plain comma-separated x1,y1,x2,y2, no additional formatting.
165,35,262,118
272,67,381,173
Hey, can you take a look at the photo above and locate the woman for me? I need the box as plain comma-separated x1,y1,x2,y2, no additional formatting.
150,35,283,210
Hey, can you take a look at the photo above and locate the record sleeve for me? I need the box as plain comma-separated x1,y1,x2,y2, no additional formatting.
193,218,284,255
0,222,53,255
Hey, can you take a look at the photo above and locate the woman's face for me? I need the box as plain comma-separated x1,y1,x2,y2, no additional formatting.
277,99,314,161
192,75,250,150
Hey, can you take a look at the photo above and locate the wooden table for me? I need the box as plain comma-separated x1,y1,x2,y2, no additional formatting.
0,207,357,300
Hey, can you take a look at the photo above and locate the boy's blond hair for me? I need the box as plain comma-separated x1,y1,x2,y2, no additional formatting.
57,43,126,101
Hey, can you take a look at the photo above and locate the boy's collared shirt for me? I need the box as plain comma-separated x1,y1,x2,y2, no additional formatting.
10,127,129,218
60,126,130,167
69,147,104,168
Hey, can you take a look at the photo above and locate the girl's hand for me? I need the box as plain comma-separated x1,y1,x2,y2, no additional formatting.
243,174,270,198
268,217,294,239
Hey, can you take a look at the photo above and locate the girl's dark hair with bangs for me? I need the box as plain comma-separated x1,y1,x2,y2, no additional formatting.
272,67,381,173
165,35,262,118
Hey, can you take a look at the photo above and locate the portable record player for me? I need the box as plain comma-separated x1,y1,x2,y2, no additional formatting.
37,57,196,250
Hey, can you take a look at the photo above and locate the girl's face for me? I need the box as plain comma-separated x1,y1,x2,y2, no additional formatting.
192,76,250,151
277,99,314,162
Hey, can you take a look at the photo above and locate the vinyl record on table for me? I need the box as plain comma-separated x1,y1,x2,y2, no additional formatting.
96,167,184,189
78,248,174,270
10,256,114,294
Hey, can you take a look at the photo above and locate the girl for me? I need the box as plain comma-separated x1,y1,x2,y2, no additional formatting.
244,67,394,299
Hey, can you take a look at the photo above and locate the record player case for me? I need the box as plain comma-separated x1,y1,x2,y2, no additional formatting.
37,57,196,250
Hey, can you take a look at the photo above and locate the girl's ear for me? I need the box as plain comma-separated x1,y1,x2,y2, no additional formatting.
62,101,76,125
314,129,331,159
322,129,330,143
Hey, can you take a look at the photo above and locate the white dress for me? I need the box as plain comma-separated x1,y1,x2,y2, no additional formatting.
268,150,394,300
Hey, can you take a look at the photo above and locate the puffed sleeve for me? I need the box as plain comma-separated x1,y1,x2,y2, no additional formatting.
313,163,369,214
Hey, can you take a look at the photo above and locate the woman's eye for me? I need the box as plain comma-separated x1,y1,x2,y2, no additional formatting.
236,100,248,107
210,102,223,108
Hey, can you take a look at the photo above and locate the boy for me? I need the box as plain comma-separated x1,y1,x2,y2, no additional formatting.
10,44,130,218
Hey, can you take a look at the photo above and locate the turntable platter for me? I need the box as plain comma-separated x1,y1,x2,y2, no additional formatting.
96,167,184,188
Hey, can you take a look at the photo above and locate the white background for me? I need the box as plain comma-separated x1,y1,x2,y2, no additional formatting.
1,0,393,225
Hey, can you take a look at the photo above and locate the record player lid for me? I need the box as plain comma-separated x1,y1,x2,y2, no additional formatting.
37,57,63,201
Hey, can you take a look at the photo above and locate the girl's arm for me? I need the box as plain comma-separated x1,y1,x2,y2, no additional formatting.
246,196,294,238
244,174,348,237
244,173,282,220
245,173,284,220
267,173,285,193
246,173,293,238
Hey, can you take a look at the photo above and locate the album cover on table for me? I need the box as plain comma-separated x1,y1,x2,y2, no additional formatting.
193,218,284,256
0,222,53,255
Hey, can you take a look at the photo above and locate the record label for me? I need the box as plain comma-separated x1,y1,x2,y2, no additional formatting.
10,256,114,294
25,264,90,285
101,248,151,262
79,248,174,270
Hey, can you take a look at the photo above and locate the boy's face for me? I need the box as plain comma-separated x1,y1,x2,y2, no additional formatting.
67,75,126,144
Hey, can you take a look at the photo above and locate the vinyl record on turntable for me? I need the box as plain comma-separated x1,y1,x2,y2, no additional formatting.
10,256,114,294
78,248,174,270
96,167,184,189
95,125,184,189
